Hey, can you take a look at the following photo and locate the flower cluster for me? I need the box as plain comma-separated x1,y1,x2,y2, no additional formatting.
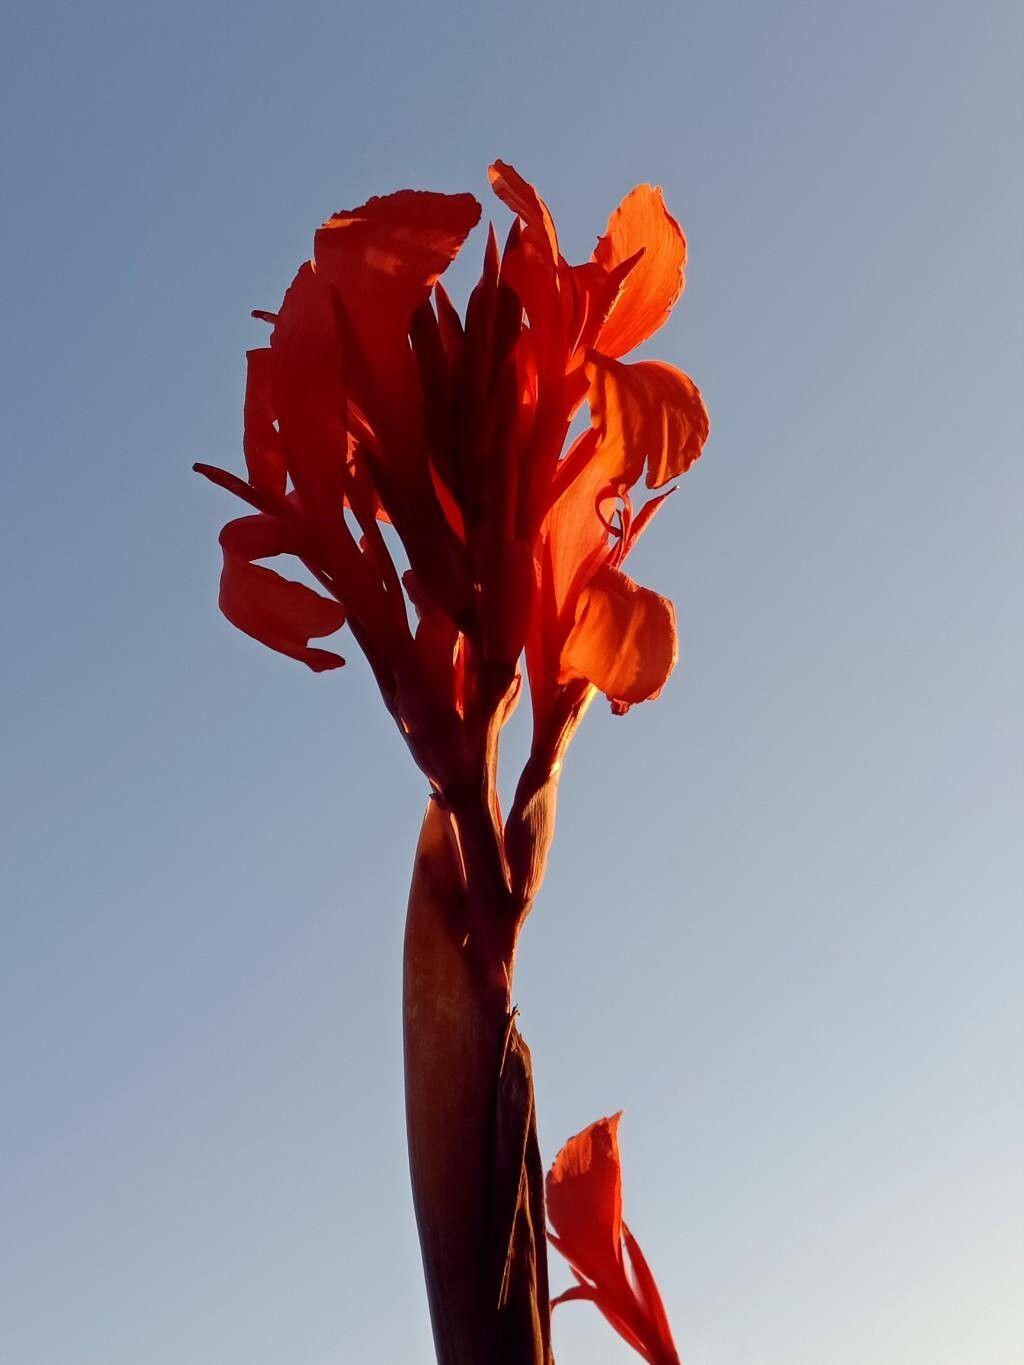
196,161,707,818
197,160,708,1360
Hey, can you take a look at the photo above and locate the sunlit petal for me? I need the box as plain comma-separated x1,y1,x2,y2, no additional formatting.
594,184,686,358
589,354,709,489
559,564,677,708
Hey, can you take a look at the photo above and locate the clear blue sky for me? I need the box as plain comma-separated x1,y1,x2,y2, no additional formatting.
2,2,1021,1362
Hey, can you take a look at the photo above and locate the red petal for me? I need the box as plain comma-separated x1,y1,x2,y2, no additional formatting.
488,160,559,262
623,1223,681,1364
528,440,625,721
194,462,284,519
594,185,686,358
558,564,677,707
550,1282,595,1308
565,252,644,359
269,261,349,509
218,515,346,672
315,189,481,320
543,458,609,622
313,188,480,423
242,348,286,496
548,1116,682,1365
546,1112,625,1290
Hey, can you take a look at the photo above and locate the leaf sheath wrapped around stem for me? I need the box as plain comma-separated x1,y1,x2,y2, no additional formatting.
403,799,552,1365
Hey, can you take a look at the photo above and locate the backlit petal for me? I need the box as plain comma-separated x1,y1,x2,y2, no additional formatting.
488,160,559,262
312,189,480,456
589,355,709,489
559,564,677,708
546,1113,625,1290
543,457,609,620
548,1116,682,1365
314,189,481,382
218,515,346,672
594,185,686,358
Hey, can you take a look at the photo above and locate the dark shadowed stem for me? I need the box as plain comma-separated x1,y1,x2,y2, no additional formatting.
403,800,552,1365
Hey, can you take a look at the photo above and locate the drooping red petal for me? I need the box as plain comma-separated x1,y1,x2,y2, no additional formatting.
547,1116,682,1365
558,563,677,709
593,185,686,358
588,354,710,490
218,515,346,672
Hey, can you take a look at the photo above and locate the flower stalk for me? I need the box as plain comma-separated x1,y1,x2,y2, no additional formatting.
404,798,550,1364
196,160,709,1362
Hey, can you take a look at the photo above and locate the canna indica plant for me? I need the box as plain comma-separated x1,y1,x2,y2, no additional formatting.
196,160,708,1364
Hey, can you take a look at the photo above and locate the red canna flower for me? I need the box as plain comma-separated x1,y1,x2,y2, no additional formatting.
548,1114,682,1365
195,162,707,799
196,161,710,1364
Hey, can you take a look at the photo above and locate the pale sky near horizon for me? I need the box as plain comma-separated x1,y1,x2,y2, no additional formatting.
2,2,1021,1362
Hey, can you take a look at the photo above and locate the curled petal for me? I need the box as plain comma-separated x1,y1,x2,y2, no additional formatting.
589,354,710,489
559,564,677,709
218,515,346,672
594,185,686,358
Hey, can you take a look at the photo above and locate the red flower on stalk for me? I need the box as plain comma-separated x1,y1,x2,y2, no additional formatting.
196,163,710,1359
547,1114,681,1365
195,162,707,808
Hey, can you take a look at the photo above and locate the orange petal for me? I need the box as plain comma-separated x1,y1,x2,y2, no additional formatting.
558,563,677,708
622,1223,678,1360
593,185,686,358
547,1116,682,1365
218,515,346,672
588,354,710,489
546,1113,625,1291
543,457,609,619
565,253,644,359
526,456,614,718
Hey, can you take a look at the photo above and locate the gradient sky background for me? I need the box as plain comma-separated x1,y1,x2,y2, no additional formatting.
2,2,1021,1362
